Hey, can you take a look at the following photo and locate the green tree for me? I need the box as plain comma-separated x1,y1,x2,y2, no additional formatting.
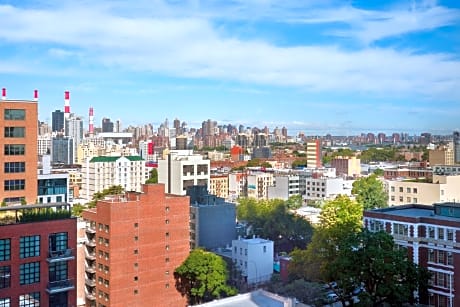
292,159,308,169
286,194,302,210
267,277,324,306
71,203,86,217
328,230,430,306
373,168,384,177
352,174,388,210
174,249,237,305
87,185,124,208
145,168,158,184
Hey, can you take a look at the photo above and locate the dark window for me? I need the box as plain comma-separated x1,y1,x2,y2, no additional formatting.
49,292,67,307
20,235,40,258
4,162,25,173
4,179,25,191
19,262,40,285
0,239,11,261
49,232,68,252
0,266,10,289
19,292,40,307
4,127,25,138
4,144,25,155
49,261,68,282
4,109,25,120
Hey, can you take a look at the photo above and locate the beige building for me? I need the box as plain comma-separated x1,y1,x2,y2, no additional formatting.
247,172,274,199
81,155,147,200
306,139,321,168
209,174,229,199
331,156,361,177
429,143,455,166
386,175,460,206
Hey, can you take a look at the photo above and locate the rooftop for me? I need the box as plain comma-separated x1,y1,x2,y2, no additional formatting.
89,155,143,163
0,203,73,226
367,202,460,222
196,290,293,307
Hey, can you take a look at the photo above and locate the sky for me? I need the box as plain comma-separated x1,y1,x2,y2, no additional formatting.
0,0,459,135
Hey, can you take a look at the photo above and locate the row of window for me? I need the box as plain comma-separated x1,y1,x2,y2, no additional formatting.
4,127,25,138
4,179,26,191
368,221,456,242
390,186,418,193
4,144,25,155
4,162,25,173
430,271,452,289
391,196,418,203
0,293,40,307
428,249,454,266
4,109,26,120
0,233,68,261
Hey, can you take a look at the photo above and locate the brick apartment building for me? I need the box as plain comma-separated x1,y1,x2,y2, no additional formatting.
364,203,460,306
0,203,77,306
0,91,38,204
82,184,189,307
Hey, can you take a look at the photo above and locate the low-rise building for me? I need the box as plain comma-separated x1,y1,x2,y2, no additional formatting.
209,174,229,199
267,175,300,200
247,172,274,200
331,156,361,177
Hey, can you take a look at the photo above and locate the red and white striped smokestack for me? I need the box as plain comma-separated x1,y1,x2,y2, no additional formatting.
64,90,70,119
33,89,38,101
89,107,94,136
1,88,6,100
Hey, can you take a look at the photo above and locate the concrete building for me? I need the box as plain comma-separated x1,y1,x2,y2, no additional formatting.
101,118,114,133
209,174,229,199
38,155,70,204
228,172,247,202
247,172,274,200
52,136,74,165
188,186,236,250
38,134,52,156
52,109,65,133
65,114,84,163
0,203,77,306
232,237,274,285
364,203,460,307
81,155,147,200
304,176,351,201
430,143,455,166
81,184,189,307
386,175,460,206
434,165,460,176
1,96,38,204
158,150,210,196
306,139,321,168
331,156,361,177
267,175,300,200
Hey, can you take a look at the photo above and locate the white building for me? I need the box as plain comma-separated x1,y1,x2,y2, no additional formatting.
304,176,352,201
247,172,274,200
158,150,210,196
228,172,247,202
232,237,274,285
81,155,147,200
267,175,300,200
38,134,52,156
65,114,84,163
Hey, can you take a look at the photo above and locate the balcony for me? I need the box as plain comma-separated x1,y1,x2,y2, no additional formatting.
85,250,96,260
85,289,96,301
85,278,96,287
85,263,96,274
47,249,75,263
46,279,75,294
86,239,96,247
86,227,96,234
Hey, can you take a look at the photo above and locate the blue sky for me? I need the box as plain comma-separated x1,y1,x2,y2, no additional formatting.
0,0,459,135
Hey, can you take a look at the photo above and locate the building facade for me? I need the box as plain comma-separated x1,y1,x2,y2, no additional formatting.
209,175,229,200
267,175,300,200
247,172,274,200
331,156,361,177
52,110,64,133
81,184,189,307
0,203,77,306
364,203,460,307
0,98,38,204
306,139,322,168
52,136,74,165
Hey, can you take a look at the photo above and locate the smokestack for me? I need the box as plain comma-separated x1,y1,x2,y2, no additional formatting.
64,90,70,119
33,89,38,101
89,107,94,136
1,88,6,100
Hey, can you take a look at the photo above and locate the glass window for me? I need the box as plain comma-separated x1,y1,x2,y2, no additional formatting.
393,223,409,236
0,239,11,261
447,252,453,266
4,144,25,155
20,236,40,258
438,228,445,240
428,226,435,239
49,261,67,282
438,250,445,264
4,109,25,120
399,187,403,192
407,187,411,193
391,186,395,192
49,232,68,253
428,249,435,262
19,262,40,285
4,162,25,173
4,127,25,138
447,229,454,241
413,188,418,194
0,266,10,289
19,292,40,307
0,298,11,307
4,179,25,191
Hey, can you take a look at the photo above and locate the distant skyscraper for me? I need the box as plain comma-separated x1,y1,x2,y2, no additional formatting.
52,109,65,132
65,115,83,163
52,136,74,164
454,131,460,163
101,117,114,132
115,119,122,133
281,126,288,138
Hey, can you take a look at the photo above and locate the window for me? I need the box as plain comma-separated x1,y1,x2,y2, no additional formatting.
245,249,247,256
428,226,435,239
134,249,138,254
49,232,68,252
4,144,25,155
104,225,109,233
438,250,446,264
20,235,40,258
49,261,68,282
4,179,25,191
413,188,418,194
391,196,395,201
407,197,411,203
134,223,138,228
438,228,445,240
391,186,395,192
0,298,11,307
20,262,40,285
4,127,25,138
399,187,403,192
399,196,403,202
165,206,170,212
165,245,170,251
369,220,385,232
447,229,454,241
165,283,170,289
263,246,267,253
428,249,435,262
4,162,25,173
407,187,411,193
4,109,25,120
134,276,138,281
165,232,169,238
165,219,169,224
104,265,109,273
393,223,408,236
447,252,453,266
134,263,138,268
0,266,10,289
19,292,40,307
240,248,242,255
413,198,418,203
0,239,11,261
165,257,170,263
134,290,138,295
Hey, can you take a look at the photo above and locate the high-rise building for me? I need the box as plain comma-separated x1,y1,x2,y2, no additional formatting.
454,131,460,164
52,136,74,165
306,139,322,168
101,118,114,133
65,115,83,163
0,203,77,306
81,184,189,307
52,110,65,132
0,93,38,204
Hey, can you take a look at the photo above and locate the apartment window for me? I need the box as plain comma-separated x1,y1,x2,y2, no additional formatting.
407,187,411,193
437,272,446,288
413,188,418,194
134,236,138,241
369,220,384,232
98,251,104,258
134,223,138,228
428,226,435,239
165,245,170,251
104,252,109,260
19,292,40,307
234,247,237,254
165,219,169,224
413,198,418,203
0,298,11,307
391,186,395,192
428,249,435,262
98,237,104,244
4,144,25,155
4,179,25,191
4,109,25,120
407,197,411,203
20,235,40,258
134,263,138,268
240,248,242,255
391,196,395,201
165,206,170,212
104,279,109,287
4,162,25,173
98,264,103,271
4,127,25,138
0,239,11,261
134,249,138,255
104,238,109,246
447,252,453,266
447,229,454,241
399,187,403,192
19,262,40,285
0,266,10,289
263,246,267,253
165,283,170,289
393,223,408,236
438,250,446,264
134,276,138,281
244,249,247,256
104,225,109,233
165,257,170,263
399,196,403,202
134,290,138,295
98,277,103,284
438,228,445,240
165,270,169,275
165,232,170,238
49,261,68,282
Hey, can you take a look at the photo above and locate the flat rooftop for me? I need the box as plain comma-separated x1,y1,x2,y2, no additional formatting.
367,203,460,223
197,290,291,307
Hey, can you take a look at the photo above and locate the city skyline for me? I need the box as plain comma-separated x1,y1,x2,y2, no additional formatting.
0,0,459,134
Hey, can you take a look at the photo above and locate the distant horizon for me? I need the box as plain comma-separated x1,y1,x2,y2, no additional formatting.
1,0,459,134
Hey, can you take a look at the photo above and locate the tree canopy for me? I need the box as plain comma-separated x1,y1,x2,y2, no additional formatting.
174,249,237,305
237,198,313,253
352,174,388,210
145,168,158,184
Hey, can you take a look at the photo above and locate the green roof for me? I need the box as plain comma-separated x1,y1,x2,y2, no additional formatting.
89,156,144,163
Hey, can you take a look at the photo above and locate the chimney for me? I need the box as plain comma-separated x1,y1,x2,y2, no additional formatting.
1,88,6,100
33,89,38,101
64,90,70,119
